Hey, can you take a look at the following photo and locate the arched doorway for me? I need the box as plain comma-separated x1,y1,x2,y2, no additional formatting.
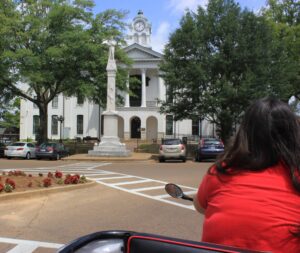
146,116,158,141
131,117,141,139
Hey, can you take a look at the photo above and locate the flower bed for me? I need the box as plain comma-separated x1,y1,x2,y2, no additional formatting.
0,170,88,194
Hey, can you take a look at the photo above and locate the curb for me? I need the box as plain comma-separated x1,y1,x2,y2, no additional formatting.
0,181,97,201
62,153,156,162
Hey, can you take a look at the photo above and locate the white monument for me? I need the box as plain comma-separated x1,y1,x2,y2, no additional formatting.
88,40,131,156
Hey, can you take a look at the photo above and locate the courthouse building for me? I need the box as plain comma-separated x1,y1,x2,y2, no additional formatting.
20,11,213,142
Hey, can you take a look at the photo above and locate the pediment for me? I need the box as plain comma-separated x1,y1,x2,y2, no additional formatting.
124,43,163,61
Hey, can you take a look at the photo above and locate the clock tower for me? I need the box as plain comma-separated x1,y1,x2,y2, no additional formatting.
128,10,152,48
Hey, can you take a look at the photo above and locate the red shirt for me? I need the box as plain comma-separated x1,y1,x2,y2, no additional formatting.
197,163,300,253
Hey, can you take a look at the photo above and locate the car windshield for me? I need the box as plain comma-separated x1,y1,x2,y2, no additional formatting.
204,139,222,145
163,139,181,145
11,143,25,146
40,143,56,148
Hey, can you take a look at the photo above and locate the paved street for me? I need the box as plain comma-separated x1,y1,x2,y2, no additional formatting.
0,158,212,252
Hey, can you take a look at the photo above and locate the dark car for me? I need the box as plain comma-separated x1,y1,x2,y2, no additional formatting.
36,142,69,160
195,138,224,162
0,142,6,157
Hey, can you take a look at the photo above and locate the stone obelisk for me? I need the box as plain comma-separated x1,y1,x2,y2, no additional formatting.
88,40,130,156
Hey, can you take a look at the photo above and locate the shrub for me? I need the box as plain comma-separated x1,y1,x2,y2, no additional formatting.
55,170,63,178
43,177,52,187
5,178,16,189
64,174,80,184
4,184,13,192
79,175,87,183
56,178,64,185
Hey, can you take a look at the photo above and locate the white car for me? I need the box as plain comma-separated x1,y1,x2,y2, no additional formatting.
5,142,36,159
159,138,186,162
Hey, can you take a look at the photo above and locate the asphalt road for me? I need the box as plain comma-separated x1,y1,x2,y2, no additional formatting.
0,158,213,252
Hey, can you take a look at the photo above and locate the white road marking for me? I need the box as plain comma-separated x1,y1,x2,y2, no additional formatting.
113,179,151,186
0,237,63,253
87,169,197,210
134,185,165,192
95,175,133,180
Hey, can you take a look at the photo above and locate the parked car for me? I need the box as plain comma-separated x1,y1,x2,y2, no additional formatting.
5,142,36,159
36,142,69,160
159,138,186,162
0,142,6,157
195,138,224,162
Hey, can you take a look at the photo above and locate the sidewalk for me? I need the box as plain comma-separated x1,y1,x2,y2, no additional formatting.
62,152,158,162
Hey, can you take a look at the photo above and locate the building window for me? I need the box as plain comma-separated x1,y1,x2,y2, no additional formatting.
51,115,58,135
166,85,173,104
192,119,199,136
52,96,58,108
166,115,173,135
77,95,84,105
33,115,40,135
77,115,83,135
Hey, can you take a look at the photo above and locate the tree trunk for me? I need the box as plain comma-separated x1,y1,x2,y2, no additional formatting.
37,104,48,145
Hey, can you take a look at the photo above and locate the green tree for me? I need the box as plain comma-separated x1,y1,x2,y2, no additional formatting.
0,0,131,144
262,0,300,101
160,0,294,142
0,97,20,129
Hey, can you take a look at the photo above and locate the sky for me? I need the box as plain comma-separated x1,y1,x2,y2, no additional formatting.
93,0,268,52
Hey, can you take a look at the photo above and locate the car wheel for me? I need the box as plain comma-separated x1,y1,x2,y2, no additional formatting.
159,157,165,163
36,157,41,160
182,157,186,163
7,156,11,159
25,152,31,160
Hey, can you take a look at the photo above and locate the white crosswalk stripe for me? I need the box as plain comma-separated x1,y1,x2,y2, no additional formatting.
86,168,197,211
0,237,63,253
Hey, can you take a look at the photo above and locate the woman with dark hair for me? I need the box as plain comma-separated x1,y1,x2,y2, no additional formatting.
194,97,300,253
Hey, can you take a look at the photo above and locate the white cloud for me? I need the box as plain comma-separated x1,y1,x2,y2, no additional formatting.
151,21,171,53
167,0,208,14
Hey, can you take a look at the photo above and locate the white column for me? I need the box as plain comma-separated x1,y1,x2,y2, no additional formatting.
158,76,163,101
125,75,130,107
141,69,146,107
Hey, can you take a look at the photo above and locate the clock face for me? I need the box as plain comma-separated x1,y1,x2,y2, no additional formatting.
134,21,145,32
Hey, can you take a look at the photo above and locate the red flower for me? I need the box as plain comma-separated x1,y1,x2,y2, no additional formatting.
43,177,52,187
5,178,16,189
47,172,53,178
0,183,3,192
71,175,79,184
55,170,63,178
64,177,72,184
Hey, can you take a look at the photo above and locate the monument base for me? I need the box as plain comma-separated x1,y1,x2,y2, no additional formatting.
88,136,131,157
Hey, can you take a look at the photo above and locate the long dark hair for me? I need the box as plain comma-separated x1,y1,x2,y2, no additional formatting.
216,97,300,193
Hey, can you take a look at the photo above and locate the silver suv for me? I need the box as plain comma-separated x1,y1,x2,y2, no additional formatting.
159,138,186,162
